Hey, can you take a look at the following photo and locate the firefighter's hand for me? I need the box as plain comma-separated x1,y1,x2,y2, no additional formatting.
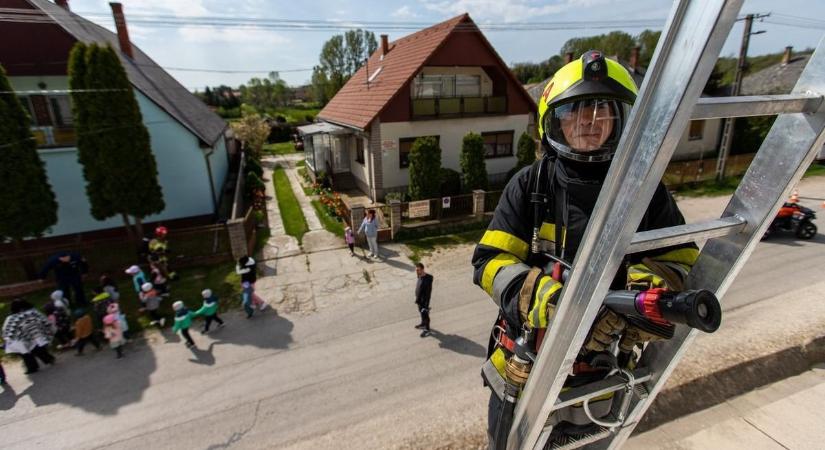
525,275,563,329
583,309,627,353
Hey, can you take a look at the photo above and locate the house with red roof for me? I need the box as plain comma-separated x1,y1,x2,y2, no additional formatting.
301,14,537,201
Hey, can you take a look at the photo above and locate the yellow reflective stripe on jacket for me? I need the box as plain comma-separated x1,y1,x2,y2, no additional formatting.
651,247,699,266
479,230,529,261
528,276,563,329
628,264,665,287
491,347,507,378
481,253,522,295
538,222,567,246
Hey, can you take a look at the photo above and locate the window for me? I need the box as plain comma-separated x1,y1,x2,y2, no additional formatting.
456,75,481,97
49,96,73,127
355,137,365,164
399,136,439,168
483,131,514,158
688,120,705,141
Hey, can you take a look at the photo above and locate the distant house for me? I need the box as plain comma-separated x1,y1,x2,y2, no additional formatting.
524,48,722,162
301,14,537,201
0,0,230,237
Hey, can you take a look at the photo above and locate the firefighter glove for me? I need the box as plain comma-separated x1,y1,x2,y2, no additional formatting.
584,308,627,353
526,275,563,329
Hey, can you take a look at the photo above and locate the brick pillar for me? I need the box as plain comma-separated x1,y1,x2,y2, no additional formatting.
350,204,365,243
389,199,401,239
473,189,486,218
227,218,248,260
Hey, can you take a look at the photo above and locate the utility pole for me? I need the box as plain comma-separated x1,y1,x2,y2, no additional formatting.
715,13,769,181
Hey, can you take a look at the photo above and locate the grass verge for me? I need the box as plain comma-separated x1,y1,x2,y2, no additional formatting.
273,166,308,243
311,200,345,236
402,228,486,264
673,162,825,198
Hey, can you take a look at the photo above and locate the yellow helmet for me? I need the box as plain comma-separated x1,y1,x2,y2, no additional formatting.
538,50,638,162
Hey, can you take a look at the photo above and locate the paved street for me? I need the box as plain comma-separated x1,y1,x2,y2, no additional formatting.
1,176,824,449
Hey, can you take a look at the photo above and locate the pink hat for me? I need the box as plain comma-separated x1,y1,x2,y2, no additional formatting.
103,314,116,325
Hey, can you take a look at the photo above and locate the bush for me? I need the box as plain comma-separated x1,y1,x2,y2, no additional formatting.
245,155,263,178
385,191,405,203
267,123,293,143
460,132,488,191
245,171,265,197
408,136,442,200
516,132,537,168
440,168,462,196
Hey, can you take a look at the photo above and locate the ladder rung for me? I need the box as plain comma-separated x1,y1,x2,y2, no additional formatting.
549,426,612,450
553,368,651,411
628,216,746,254
691,94,823,120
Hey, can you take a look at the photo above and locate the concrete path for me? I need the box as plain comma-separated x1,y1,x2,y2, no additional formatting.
628,365,825,450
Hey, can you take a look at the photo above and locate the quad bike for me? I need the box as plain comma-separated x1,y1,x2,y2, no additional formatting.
763,202,818,240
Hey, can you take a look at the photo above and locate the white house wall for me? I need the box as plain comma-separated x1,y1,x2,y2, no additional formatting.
10,76,220,236
673,118,722,161
347,135,370,192
379,114,529,190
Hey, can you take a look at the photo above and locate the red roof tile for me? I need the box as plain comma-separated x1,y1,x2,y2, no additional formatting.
318,14,471,130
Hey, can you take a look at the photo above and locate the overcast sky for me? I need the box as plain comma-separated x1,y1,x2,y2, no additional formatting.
60,0,825,90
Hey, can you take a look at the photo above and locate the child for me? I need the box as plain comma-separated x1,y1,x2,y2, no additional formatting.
139,282,165,327
194,289,224,334
50,290,69,310
172,301,195,348
345,226,355,256
236,256,267,311
125,265,148,295
43,301,72,350
102,314,125,358
107,302,130,340
72,308,101,355
99,274,120,301
241,282,256,318
149,262,170,297
91,288,115,326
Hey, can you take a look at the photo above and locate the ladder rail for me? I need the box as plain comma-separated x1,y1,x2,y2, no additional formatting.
628,216,746,254
604,36,825,449
506,2,744,448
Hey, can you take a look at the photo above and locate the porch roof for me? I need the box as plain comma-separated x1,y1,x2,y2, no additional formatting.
297,122,349,136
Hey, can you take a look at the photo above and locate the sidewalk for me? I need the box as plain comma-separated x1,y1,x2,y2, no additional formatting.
628,365,825,449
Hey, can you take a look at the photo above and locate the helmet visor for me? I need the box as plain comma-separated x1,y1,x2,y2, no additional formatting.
544,99,630,162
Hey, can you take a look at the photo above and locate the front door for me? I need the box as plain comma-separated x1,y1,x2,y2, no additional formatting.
332,136,351,173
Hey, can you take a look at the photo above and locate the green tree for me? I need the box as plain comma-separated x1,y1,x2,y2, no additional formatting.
230,113,270,158
407,136,441,200
516,132,537,168
561,31,636,61
69,43,164,241
459,132,488,191
312,29,378,105
0,64,58,278
636,30,661,67
240,72,288,113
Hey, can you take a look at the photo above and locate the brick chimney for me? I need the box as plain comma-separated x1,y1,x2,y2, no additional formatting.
109,2,133,59
381,34,389,56
782,46,793,66
564,52,574,64
55,0,69,10
629,46,640,71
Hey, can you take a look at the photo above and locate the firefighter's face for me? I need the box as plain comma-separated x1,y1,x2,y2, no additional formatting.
559,101,615,152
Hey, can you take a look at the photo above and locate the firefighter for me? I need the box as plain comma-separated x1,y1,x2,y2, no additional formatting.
472,50,700,445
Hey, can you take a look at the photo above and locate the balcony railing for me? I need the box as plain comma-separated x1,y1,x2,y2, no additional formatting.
32,126,77,149
411,95,507,118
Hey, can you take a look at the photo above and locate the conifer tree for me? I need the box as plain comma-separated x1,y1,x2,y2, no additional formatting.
407,136,441,200
460,132,488,191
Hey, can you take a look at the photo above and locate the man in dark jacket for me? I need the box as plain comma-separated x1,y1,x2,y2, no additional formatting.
39,251,88,308
414,262,433,338
473,51,699,446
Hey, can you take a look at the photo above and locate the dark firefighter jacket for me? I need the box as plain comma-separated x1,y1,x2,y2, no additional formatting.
471,156,699,389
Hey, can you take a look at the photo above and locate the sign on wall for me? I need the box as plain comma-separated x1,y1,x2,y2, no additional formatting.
442,197,451,208
408,200,430,218
381,140,396,150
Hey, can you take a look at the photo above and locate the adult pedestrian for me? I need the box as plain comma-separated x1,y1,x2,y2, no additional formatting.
414,262,433,338
2,299,55,374
358,209,381,259
39,251,88,307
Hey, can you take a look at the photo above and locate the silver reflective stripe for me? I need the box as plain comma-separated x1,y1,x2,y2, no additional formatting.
482,359,508,400
535,238,556,254
491,262,530,307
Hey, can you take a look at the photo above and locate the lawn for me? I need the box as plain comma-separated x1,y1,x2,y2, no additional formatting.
273,166,308,243
263,141,301,155
267,106,321,124
1,261,242,356
311,200,345,236
402,228,486,264
673,162,825,198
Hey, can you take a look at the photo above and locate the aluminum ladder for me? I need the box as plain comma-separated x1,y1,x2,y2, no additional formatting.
506,0,825,449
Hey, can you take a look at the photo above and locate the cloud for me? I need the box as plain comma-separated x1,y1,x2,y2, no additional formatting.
420,0,613,22
178,26,291,45
392,5,419,19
